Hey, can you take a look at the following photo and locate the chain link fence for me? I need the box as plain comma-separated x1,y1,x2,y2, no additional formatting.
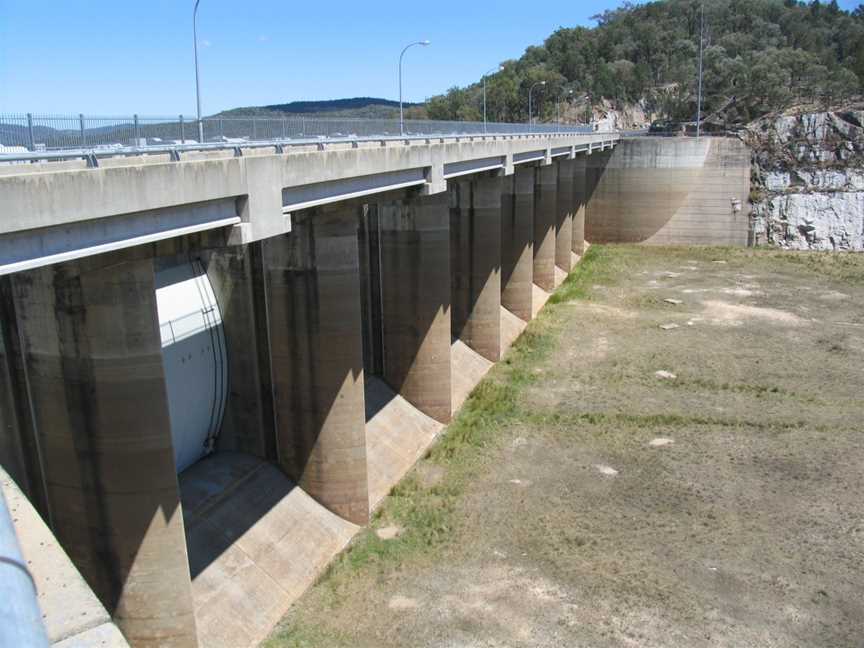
0,113,593,152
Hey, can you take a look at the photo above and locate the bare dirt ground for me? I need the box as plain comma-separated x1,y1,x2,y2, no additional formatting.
265,246,864,648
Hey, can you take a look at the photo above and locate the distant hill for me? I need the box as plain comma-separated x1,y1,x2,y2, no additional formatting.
217,97,426,120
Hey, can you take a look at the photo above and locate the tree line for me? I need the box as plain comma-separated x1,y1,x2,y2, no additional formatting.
425,0,864,125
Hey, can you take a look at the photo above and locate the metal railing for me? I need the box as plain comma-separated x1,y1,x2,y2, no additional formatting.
0,487,50,647
0,112,593,154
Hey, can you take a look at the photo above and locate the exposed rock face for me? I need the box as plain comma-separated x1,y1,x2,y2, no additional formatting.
745,108,864,251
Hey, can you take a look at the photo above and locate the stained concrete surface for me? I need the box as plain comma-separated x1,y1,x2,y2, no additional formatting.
365,377,444,511
1,469,129,647
180,453,358,648
451,339,494,415
531,283,551,319
270,246,864,648
500,307,528,357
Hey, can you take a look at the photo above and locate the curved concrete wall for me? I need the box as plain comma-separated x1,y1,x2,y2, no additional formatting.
586,137,751,246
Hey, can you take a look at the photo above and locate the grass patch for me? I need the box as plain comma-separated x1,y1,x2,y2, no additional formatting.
549,245,616,303
263,621,350,648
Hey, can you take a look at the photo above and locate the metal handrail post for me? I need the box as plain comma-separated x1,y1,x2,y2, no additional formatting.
26,114,35,151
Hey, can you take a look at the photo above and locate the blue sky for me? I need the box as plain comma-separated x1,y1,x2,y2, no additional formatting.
0,0,860,115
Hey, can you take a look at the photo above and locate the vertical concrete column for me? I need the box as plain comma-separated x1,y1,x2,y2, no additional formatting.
555,157,576,274
500,167,535,321
533,163,558,292
204,243,275,461
11,255,198,647
449,175,503,362
0,278,45,513
377,191,452,423
263,206,369,525
571,156,587,255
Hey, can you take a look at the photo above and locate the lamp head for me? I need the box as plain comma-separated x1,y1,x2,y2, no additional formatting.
421,40,431,45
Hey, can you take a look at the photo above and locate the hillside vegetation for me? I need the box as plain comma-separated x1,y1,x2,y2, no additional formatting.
426,0,864,125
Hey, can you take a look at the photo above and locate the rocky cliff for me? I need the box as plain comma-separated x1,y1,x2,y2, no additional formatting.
746,108,864,251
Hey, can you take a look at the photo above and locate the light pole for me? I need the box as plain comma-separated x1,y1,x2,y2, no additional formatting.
696,1,705,139
528,81,546,130
193,0,204,143
399,40,430,136
482,65,503,134
557,88,573,132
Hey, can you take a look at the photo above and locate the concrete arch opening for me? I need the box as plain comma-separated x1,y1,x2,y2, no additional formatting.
155,258,228,473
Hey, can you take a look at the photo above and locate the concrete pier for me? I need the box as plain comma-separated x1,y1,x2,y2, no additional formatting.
500,167,535,322
11,254,198,647
533,164,558,292
555,158,575,275
571,156,587,255
449,175,503,362
377,192,452,424
263,207,370,525
203,244,275,461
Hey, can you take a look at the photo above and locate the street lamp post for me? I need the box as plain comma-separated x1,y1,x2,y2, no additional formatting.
399,40,430,136
482,65,503,134
528,81,546,130
696,1,705,139
193,0,204,143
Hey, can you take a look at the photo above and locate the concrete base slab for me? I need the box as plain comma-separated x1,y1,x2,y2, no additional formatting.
53,623,129,648
500,307,527,357
571,251,581,267
532,284,551,319
554,266,568,288
180,453,358,648
1,470,129,647
451,339,494,415
365,377,444,511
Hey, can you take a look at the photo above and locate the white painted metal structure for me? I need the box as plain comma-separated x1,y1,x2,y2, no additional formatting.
155,259,228,473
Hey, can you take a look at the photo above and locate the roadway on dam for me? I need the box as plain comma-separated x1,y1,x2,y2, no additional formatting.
266,245,864,648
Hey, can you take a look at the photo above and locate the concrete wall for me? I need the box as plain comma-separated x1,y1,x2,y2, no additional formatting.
586,137,751,246
0,148,610,647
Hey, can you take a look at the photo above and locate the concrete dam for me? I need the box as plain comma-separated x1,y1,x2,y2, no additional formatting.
0,133,750,647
